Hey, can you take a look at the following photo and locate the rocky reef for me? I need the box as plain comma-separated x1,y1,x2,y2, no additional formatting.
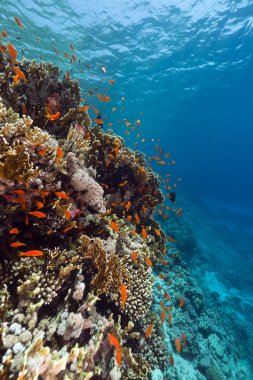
0,46,169,379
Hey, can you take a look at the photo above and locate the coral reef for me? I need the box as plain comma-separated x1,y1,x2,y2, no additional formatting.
0,51,167,379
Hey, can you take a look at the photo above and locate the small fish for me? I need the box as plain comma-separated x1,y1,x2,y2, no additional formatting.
167,235,176,243
158,161,166,165
161,311,165,324
120,283,127,307
55,191,70,200
70,43,74,51
115,348,121,366
170,355,174,366
95,118,104,124
101,66,106,73
175,337,181,353
127,215,132,221
47,229,53,235
141,228,147,239
109,79,114,85
72,54,76,62
29,211,46,218
10,242,26,247
179,297,185,308
13,67,27,81
1,31,8,37
132,229,136,235
38,148,48,155
164,291,170,300
155,229,161,236
18,250,44,257
79,105,89,112
111,221,119,233
7,43,17,63
121,97,125,101
64,52,69,58
65,210,71,219
177,208,182,216
47,111,60,121
56,146,63,163
14,16,24,29
182,333,187,347
108,334,120,349
36,201,44,209
9,228,20,235
63,226,73,233
132,251,137,263
134,214,140,223
53,47,60,56
145,256,152,267
145,324,153,338
125,201,131,211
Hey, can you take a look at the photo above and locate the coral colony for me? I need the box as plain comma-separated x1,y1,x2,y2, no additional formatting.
0,42,243,379
0,45,167,379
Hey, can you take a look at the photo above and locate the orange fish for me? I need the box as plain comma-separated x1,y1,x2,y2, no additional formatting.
125,201,131,211
111,221,119,233
167,235,176,242
158,161,166,165
177,208,182,216
164,291,170,300
170,355,174,366
161,311,165,324
55,191,70,200
10,242,26,247
56,146,63,163
168,313,172,324
175,337,181,353
94,118,104,125
38,148,48,155
29,211,46,218
14,16,24,29
179,297,185,308
9,228,20,235
182,333,187,347
132,251,137,263
36,201,44,209
65,210,71,219
108,334,120,349
141,228,147,239
120,283,127,307
115,348,121,366
145,324,153,338
7,43,17,63
134,214,140,224
63,226,73,233
145,256,152,267
48,111,60,121
125,130,129,135
132,229,136,235
155,229,161,236
109,79,115,85
160,259,169,265
18,250,44,257
64,52,69,58
13,67,27,81
1,31,8,37
47,229,53,235
79,105,89,112
127,215,132,221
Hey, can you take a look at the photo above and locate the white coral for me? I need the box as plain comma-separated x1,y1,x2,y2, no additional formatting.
66,152,105,213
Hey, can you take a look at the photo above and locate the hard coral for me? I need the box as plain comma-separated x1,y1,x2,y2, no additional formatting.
0,52,168,379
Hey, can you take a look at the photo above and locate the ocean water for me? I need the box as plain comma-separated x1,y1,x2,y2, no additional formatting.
1,0,253,378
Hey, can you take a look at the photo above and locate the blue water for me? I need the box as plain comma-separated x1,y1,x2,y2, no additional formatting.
1,0,253,377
